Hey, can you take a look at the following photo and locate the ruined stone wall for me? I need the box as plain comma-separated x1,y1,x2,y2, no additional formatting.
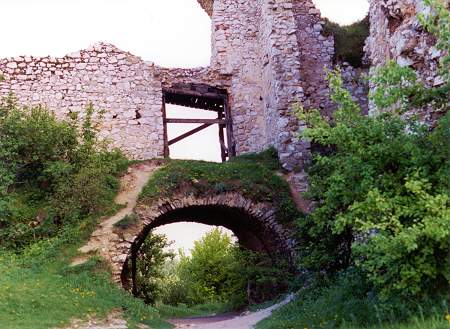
0,0,337,196
293,0,334,116
0,43,164,159
340,63,370,115
0,43,231,160
259,0,306,171
211,0,267,154
209,0,329,176
365,0,448,121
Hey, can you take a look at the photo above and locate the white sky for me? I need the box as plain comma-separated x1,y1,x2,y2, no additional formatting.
0,0,369,252
0,0,369,67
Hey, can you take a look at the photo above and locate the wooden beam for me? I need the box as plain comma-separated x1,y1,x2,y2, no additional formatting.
162,95,169,158
218,109,227,162
165,118,230,124
168,123,213,146
164,88,227,100
224,98,236,157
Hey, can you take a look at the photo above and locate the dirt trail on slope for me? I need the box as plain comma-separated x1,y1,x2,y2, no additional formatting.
169,295,294,329
72,161,161,265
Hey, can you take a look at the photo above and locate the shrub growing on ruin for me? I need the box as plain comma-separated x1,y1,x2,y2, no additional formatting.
0,99,128,249
296,0,449,301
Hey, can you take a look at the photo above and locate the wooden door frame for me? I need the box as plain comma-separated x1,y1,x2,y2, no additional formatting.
162,87,235,162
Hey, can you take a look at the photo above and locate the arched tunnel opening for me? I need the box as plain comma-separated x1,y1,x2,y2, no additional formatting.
120,204,296,304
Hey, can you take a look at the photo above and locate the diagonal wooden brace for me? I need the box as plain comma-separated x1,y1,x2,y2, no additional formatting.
168,123,213,146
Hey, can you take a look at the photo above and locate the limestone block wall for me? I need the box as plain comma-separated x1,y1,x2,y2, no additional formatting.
211,0,267,154
0,43,164,159
340,63,370,114
365,0,448,122
209,0,329,174
293,0,334,116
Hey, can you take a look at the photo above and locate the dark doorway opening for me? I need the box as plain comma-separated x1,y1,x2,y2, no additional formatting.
162,83,236,162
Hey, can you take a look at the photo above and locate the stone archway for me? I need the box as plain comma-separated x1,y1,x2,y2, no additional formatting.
107,192,296,292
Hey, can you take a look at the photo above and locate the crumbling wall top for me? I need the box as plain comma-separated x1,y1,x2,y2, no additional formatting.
197,0,213,16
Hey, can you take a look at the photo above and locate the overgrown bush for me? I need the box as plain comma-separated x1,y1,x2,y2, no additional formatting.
296,0,449,302
176,228,240,305
0,98,128,249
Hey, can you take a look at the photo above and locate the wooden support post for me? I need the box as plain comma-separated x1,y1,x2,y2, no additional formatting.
218,109,227,162
162,94,169,158
224,98,236,157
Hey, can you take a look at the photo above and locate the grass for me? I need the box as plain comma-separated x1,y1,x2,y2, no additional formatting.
139,148,301,225
256,274,449,329
258,300,450,329
0,215,171,329
343,316,450,329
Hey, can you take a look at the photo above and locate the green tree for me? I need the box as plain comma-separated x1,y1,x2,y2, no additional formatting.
177,228,240,304
136,232,175,305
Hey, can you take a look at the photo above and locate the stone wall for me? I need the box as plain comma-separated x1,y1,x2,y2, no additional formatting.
365,0,448,122
293,0,334,116
0,43,164,159
340,63,370,114
211,0,267,154
208,0,336,178
0,43,230,160
0,0,359,196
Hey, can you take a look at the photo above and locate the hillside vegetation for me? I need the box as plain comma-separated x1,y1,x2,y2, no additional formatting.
0,99,297,327
258,1,450,328
0,100,169,328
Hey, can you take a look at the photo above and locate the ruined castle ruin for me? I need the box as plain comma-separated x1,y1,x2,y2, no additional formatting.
0,0,446,196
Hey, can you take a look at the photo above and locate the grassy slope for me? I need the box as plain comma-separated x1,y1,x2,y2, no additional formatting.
0,205,170,329
257,299,449,329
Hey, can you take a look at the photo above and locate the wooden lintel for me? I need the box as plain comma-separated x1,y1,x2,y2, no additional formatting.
163,88,227,100
168,123,213,146
165,118,230,124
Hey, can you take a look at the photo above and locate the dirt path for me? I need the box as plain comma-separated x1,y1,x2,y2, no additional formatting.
169,295,294,329
63,295,292,329
72,161,161,265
